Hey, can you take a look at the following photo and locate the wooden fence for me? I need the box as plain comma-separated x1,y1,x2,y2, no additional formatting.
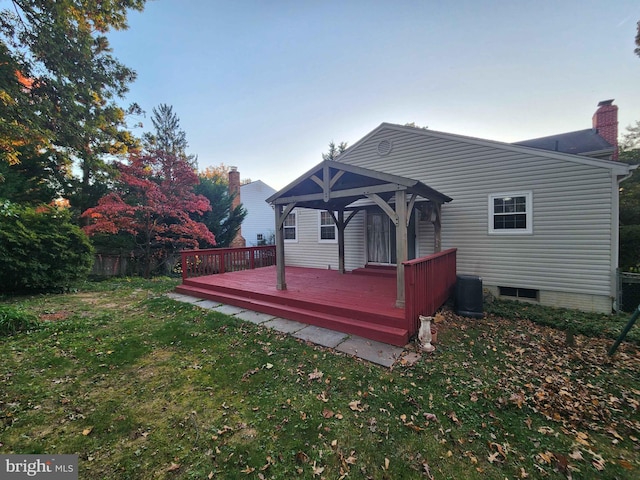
180,246,277,281
404,248,457,336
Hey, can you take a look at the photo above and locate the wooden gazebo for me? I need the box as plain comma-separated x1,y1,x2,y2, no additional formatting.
267,160,453,307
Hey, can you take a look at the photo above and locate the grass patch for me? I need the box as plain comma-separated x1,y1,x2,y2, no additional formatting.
485,297,640,344
0,304,39,336
1,278,639,479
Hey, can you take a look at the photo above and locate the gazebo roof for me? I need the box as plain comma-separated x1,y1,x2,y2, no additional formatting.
267,160,452,211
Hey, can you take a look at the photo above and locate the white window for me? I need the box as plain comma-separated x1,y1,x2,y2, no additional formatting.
488,191,532,235
318,211,337,243
283,211,297,242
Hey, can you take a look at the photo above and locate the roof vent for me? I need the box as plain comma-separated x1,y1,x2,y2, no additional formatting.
377,139,392,156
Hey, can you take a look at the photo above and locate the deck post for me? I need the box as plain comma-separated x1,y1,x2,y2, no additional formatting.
395,190,407,308
275,204,287,290
433,203,442,253
338,209,346,274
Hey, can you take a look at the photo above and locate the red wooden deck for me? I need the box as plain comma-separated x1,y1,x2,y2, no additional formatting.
175,265,409,345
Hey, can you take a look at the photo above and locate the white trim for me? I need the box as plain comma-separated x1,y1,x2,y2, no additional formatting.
283,210,298,243
318,210,337,243
488,191,533,235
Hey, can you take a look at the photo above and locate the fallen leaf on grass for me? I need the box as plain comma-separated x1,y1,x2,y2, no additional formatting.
82,427,93,436
537,451,554,464
167,463,180,472
592,455,605,471
447,411,460,425
618,459,634,470
312,461,325,476
322,408,334,418
423,462,434,479
569,450,583,461
487,452,500,463
308,369,324,381
575,431,590,446
349,400,365,412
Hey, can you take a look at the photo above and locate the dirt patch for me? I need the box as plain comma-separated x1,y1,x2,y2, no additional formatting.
39,311,72,321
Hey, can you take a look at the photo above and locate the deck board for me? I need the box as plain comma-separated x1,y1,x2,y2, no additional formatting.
183,266,402,319
176,266,408,345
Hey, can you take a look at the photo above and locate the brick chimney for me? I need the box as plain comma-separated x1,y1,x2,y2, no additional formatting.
592,99,618,160
228,166,246,248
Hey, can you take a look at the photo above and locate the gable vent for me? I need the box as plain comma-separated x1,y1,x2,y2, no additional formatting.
377,139,392,156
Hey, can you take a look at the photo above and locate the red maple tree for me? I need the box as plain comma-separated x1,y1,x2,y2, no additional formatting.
82,151,215,276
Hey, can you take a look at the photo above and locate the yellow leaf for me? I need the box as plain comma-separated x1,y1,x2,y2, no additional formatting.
575,431,590,446
82,427,93,436
537,452,554,464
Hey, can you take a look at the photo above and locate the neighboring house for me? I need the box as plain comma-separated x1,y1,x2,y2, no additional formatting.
271,101,635,313
240,180,277,246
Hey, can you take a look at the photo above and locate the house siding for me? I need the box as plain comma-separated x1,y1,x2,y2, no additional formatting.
240,181,276,246
284,125,625,312
284,208,339,269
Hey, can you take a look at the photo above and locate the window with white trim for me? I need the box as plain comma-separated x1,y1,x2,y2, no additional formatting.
318,210,337,242
488,192,532,234
283,211,297,242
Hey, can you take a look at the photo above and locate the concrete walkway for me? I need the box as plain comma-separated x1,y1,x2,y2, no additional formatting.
166,292,409,367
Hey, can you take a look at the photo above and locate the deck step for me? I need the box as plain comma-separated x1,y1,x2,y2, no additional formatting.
352,266,396,278
182,277,400,327
175,284,409,346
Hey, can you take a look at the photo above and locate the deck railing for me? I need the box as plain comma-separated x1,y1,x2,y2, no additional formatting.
181,245,276,281
404,248,457,337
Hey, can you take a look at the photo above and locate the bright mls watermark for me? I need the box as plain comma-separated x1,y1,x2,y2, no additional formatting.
1,455,78,479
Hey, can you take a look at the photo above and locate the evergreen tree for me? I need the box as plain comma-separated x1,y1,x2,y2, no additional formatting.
618,121,640,271
143,104,197,168
194,173,246,248
0,1,146,214
322,141,348,161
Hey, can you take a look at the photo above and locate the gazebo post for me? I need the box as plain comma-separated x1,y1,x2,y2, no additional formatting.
274,204,286,290
433,203,442,253
395,190,407,308
338,209,346,274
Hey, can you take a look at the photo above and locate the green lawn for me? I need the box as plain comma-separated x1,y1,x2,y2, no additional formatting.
1,277,639,479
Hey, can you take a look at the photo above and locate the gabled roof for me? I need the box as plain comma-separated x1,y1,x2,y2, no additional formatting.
267,159,452,211
337,123,633,176
513,129,614,157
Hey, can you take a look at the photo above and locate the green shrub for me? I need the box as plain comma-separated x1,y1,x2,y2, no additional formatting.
0,304,39,335
620,224,640,272
0,201,94,293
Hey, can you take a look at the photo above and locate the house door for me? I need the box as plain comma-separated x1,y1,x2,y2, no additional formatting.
366,210,416,264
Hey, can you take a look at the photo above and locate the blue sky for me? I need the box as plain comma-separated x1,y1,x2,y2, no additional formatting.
108,0,640,189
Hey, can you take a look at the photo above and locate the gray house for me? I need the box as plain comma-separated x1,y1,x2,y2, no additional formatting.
274,106,634,313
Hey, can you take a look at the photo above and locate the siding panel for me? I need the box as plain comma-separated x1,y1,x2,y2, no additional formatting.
283,125,621,310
